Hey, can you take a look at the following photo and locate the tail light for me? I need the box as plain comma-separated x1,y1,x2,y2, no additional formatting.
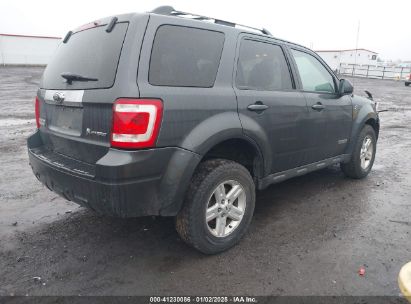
35,97,40,128
111,99,163,149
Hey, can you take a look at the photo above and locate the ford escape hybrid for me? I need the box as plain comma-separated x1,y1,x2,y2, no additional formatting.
28,6,379,254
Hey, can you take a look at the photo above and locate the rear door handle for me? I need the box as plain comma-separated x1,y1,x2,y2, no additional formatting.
311,103,325,111
247,103,269,112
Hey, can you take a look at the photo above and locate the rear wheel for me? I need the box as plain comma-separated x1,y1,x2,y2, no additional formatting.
341,125,376,179
176,159,255,254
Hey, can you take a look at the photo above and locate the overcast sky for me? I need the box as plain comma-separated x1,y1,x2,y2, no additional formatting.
1,0,410,61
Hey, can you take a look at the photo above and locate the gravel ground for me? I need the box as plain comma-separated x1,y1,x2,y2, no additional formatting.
0,67,410,296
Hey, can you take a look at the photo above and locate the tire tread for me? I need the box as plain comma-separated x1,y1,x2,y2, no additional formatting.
176,159,254,254
341,125,376,179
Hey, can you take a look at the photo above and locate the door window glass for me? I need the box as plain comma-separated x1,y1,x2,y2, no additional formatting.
291,49,336,93
236,40,293,91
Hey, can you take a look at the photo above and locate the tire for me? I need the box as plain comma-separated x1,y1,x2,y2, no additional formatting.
341,125,377,179
406,82,410,87
176,159,255,254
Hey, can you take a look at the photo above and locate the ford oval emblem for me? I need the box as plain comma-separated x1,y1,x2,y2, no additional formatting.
53,92,65,103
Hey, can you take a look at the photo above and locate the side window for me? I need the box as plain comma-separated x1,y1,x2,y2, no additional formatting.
149,25,224,87
291,49,336,93
236,39,293,91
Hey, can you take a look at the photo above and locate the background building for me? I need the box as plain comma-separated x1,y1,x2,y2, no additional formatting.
0,33,61,65
315,48,378,70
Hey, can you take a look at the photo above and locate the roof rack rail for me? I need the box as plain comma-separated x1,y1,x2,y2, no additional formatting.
150,6,272,36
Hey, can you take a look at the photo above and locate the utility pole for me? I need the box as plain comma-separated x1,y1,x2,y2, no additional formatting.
353,20,360,77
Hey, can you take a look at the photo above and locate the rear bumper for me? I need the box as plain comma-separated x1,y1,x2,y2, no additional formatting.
28,131,201,217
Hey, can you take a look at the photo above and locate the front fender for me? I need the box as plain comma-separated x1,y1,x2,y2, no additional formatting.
345,97,379,156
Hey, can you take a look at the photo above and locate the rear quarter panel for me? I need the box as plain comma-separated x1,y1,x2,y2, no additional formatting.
137,15,243,154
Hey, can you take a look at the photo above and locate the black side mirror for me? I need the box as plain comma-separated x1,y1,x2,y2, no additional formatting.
339,79,354,96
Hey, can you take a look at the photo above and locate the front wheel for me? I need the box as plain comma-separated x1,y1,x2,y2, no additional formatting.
341,125,377,179
176,159,255,254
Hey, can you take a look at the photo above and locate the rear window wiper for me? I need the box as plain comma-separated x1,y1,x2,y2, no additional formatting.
61,72,98,85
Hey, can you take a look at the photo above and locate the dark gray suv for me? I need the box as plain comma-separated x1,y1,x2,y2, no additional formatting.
28,6,379,254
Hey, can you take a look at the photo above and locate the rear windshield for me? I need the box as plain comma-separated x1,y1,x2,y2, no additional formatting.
41,22,128,90
149,25,225,87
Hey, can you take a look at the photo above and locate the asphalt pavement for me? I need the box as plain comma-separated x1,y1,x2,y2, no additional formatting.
0,67,410,296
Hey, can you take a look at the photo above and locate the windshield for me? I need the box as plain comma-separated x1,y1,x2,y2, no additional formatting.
40,22,128,90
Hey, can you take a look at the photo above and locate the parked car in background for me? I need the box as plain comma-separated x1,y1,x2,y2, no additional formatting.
406,74,411,86
27,6,380,254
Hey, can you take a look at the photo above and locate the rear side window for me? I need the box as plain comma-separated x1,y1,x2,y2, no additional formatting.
149,25,224,87
236,39,293,91
291,49,336,93
41,23,128,90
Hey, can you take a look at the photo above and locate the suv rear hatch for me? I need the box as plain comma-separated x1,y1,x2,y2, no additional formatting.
36,14,147,166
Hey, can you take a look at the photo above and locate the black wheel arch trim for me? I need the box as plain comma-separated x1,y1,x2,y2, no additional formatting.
346,109,379,156
162,131,265,216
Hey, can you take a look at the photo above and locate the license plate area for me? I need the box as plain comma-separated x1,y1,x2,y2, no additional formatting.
43,89,84,136
47,105,83,136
